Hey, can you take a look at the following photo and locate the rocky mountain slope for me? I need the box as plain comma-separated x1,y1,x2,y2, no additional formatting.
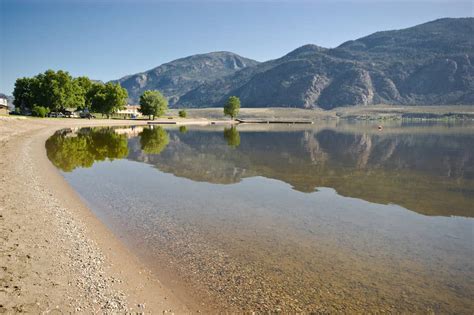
113,52,259,105
115,18,474,108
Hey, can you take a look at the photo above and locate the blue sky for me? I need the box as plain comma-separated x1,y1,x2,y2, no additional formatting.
1,0,472,94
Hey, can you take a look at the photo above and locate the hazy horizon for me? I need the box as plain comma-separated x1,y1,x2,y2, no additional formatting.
1,0,472,94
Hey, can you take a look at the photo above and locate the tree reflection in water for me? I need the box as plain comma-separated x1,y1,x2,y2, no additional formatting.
46,127,129,172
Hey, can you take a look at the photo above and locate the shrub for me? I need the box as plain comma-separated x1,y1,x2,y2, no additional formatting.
32,105,50,118
178,110,187,118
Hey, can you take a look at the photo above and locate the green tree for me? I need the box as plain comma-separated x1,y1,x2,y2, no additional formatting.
13,77,39,112
223,96,240,119
74,76,93,110
139,90,168,120
13,70,85,113
91,82,128,118
85,82,103,111
139,127,170,154
178,109,187,118
223,126,240,148
179,125,187,133
38,70,78,111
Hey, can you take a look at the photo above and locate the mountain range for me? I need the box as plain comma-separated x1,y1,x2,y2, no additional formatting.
115,18,474,109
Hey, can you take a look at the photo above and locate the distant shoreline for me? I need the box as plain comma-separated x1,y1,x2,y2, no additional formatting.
3,105,474,123
167,105,474,122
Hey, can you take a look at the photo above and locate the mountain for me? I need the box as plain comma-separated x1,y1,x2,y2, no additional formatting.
114,18,474,109
113,52,259,105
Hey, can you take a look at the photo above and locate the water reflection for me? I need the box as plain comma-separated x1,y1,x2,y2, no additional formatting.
46,123,474,313
127,126,474,217
139,126,169,154
46,124,474,217
223,126,240,148
45,127,129,172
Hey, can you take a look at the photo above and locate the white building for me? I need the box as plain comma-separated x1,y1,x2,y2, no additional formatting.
117,105,141,118
0,96,8,115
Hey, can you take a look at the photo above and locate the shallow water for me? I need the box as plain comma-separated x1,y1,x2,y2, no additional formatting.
46,122,474,313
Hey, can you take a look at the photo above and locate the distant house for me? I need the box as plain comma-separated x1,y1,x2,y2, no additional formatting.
0,95,8,115
117,105,141,118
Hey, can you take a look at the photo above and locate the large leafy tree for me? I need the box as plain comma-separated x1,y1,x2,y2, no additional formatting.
85,82,103,111
139,90,168,120
139,127,170,154
223,96,240,119
91,82,128,118
74,76,93,110
37,70,78,111
13,77,39,111
13,70,87,112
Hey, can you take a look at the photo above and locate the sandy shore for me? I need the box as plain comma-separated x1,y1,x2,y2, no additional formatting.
0,117,189,313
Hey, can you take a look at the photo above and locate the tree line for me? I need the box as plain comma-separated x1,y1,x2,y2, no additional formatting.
13,69,242,120
13,70,128,118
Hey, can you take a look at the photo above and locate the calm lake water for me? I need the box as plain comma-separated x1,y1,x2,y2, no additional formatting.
46,122,474,313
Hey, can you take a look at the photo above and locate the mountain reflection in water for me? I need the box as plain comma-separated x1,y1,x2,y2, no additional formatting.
45,122,474,313
46,123,474,217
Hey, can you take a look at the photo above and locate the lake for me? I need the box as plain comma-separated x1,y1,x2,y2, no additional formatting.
45,121,474,313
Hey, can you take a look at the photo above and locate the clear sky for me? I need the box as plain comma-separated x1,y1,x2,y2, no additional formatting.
1,0,472,94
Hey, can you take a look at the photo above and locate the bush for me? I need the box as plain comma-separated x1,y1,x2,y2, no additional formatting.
32,105,50,118
178,110,187,118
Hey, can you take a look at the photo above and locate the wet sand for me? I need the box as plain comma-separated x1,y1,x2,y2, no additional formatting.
0,117,188,313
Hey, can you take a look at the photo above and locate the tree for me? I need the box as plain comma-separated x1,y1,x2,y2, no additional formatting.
38,70,78,111
85,82,103,111
139,127,169,154
74,76,93,110
91,82,128,118
223,126,240,148
13,77,39,112
139,90,168,120
178,109,187,118
13,70,86,113
223,96,240,119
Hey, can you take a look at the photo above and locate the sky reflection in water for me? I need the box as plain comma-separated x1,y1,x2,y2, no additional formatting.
46,122,474,312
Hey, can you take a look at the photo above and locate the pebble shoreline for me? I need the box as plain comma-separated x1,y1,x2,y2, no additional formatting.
0,117,185,313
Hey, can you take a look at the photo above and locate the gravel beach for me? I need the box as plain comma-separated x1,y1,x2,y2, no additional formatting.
0,116,188,313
